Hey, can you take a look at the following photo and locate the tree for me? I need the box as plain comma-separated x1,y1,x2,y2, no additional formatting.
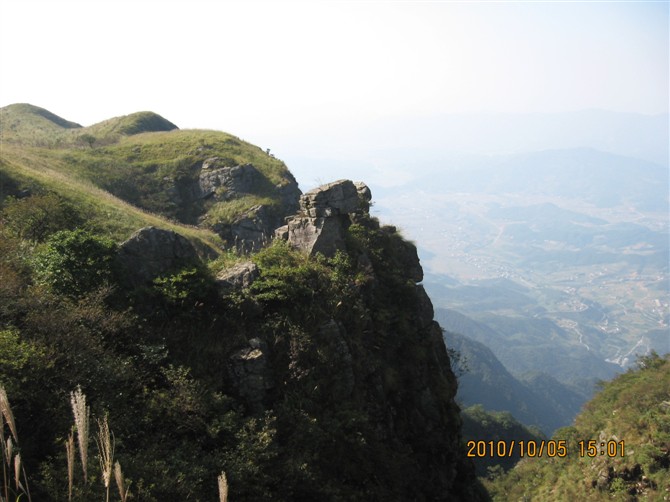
79,133,97,149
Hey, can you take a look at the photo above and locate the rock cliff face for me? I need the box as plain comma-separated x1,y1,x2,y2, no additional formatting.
196,159,301,252
115,226,201,287
224,179,483,500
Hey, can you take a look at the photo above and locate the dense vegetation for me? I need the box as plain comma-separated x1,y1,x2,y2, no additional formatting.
486,353,670,501
0,104,485,501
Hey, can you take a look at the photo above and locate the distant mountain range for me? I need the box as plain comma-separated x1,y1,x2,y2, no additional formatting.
281,110,668,190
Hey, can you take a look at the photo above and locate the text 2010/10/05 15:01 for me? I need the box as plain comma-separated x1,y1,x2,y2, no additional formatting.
466,440,625,459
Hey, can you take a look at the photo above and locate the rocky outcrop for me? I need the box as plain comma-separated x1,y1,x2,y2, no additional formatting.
216,260,259,291
116,226,200,287
275,179,371,257
213,204,273,253
198,161,261,201
196,160,301,252
300,179,362,217
219,178,483,499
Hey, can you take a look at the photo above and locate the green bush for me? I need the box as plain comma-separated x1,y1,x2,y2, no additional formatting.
153,266,215,308
1,192,83,242
34,229,117,297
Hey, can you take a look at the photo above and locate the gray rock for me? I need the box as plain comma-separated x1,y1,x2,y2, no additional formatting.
196,162,301,251
116,227,200,287
229,338,273,413
215,205,272,252
274,224,289,241
276,171,302,215
300,179,362,218
281,180,372,257
285,216,347,258
198,163,260,201
216,261,259,291
354,181,372,212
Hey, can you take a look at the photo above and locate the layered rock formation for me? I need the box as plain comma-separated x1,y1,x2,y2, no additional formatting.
196,159,301,252
275,179,371,257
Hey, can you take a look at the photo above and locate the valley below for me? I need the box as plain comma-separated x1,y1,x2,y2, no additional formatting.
371,148,669,407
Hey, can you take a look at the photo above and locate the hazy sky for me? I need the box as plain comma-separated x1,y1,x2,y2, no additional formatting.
1,0,668,149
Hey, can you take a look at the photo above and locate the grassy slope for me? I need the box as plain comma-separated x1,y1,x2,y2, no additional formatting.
0,145,223,253
487,354,670,501
0,103,296,252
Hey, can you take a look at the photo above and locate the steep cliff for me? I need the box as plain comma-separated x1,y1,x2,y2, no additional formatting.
218,179,485,500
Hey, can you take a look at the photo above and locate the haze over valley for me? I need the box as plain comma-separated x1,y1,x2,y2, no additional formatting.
283,110,669,423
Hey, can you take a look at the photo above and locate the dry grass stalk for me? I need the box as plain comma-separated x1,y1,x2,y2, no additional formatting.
114,461,130,502
95,415,114,502
66,430,75,501
13,453,20,492
0,387,18,443
70,387,90,483
4,437,12,467
218,471,228,502
0,386,31,502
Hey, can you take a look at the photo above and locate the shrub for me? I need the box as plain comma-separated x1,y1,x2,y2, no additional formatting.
33,229,117,297
153,266,215,308
1,193,83,242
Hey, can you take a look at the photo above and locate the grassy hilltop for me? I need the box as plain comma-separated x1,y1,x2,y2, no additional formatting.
1,103,296,250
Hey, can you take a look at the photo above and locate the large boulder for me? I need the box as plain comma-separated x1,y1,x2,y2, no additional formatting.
116,227,200,287
284,216,348,258
277,180,371,257
300,179,362,217
216,261,259,291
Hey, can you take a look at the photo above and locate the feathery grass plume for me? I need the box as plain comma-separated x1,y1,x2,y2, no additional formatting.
65,430,75,502
218,471,228,502
13,453,20,492
70,386,89,483
114,461,130,502
0,387,31,502
0,386,18,443
95,415,114,502
4,437,12,467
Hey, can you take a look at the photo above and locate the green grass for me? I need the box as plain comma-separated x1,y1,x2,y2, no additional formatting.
1,103,299,255
486,354,670,501
207,195,278,226
84,111,177,138
0,103,81,148
0,144,223,253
